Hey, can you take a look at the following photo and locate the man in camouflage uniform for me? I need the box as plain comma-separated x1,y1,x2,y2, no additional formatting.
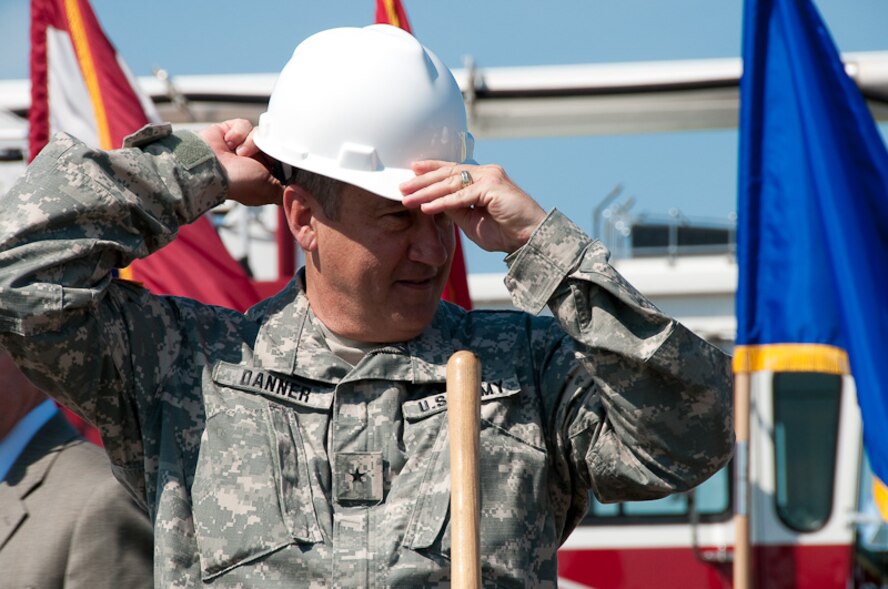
0,26,733,588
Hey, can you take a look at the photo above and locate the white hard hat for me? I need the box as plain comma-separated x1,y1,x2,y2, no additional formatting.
254,24,475,201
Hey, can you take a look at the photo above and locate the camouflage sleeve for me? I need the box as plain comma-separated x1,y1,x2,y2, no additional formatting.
505,209,734,504
0,125,226,478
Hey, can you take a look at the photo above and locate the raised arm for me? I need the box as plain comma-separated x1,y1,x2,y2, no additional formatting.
402,160,733,510
0,123,260,476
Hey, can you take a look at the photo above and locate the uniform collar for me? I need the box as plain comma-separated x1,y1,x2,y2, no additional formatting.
250,270,462,385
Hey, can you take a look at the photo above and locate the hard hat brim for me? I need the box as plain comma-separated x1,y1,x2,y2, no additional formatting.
255,129,477,202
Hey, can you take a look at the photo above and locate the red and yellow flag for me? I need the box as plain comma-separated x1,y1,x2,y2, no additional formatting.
375,0,413,33
29,0,159,155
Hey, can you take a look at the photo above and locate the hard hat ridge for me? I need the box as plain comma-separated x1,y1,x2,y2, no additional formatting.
254,24,474,201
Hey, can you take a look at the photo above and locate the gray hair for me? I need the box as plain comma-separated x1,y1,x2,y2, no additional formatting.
291,168,344,220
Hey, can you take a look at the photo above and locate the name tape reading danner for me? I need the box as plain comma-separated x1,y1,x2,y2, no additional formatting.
212,362,334,410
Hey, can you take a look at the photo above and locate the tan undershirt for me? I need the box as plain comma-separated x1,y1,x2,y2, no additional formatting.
311,310,380,367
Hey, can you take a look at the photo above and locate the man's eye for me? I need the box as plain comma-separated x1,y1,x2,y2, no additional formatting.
385,210,411,221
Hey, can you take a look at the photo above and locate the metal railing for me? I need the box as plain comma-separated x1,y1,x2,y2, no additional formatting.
594,188,736,260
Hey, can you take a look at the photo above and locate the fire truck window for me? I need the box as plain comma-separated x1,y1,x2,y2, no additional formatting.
585,463,730,520
773,372,841,533
623,493,687,516
857,453,888,552
696,466,730,513
591,500,620,517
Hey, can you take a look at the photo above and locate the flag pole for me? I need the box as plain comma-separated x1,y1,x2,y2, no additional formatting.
733,371,751,589
447,351,482,589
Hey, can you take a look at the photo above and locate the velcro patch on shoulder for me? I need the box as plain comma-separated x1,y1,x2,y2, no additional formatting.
122,123,173,148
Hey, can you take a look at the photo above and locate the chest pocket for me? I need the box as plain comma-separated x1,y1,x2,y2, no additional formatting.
399,375,550,583
191,362,331,581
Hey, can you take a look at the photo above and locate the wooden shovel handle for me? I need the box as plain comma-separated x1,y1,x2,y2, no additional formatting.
447,350,482,589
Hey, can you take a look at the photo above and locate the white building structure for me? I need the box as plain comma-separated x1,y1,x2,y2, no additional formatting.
2,52,886,348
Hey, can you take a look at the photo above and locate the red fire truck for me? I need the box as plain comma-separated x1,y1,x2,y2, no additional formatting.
556,356,887,588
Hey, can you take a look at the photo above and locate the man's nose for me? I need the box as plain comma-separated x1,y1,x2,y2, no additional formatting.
408,215,451,267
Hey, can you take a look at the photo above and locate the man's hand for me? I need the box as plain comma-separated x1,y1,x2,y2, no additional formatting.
200,119,283,207
400,161,547,254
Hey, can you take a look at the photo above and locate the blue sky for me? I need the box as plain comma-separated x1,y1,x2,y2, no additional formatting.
1,0,887,273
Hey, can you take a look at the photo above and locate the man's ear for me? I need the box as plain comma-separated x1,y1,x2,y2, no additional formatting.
282,184,319,252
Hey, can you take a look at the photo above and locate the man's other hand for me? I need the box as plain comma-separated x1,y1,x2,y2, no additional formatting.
399,161,547,254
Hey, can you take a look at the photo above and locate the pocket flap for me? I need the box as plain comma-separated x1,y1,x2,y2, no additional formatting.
402,420,452,550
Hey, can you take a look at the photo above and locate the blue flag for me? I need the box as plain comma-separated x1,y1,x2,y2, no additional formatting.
736,0,888,485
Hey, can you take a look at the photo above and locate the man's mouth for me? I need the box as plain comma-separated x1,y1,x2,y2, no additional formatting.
394,272,439,290
396,278,435,288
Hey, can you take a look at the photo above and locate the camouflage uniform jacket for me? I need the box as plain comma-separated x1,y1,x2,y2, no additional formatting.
0,126,733,588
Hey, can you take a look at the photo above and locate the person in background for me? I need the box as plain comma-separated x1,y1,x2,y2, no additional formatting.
0,350,153,589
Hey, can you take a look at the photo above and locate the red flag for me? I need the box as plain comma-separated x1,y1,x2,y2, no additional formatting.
128,217,261,313
375,0,473,310
443,232,472,309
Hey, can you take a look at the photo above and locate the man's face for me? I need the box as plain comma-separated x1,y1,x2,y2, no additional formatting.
305,184,456,343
